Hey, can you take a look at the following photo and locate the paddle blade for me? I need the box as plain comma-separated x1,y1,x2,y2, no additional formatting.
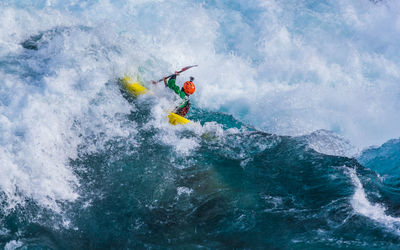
178,65,198,73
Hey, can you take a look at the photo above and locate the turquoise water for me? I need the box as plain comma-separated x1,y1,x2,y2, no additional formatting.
1,0,400,249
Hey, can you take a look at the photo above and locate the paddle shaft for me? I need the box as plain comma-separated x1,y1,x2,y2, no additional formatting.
153,65,198,83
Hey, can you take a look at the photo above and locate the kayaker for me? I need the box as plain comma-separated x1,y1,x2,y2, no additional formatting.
163,71,195,117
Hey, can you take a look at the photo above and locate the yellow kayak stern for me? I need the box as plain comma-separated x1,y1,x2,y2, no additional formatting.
168,112,190,125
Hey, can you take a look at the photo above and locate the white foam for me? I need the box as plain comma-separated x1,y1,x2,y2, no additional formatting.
349,168,400,234
4,240,23,250
129,0,400,149
66,0,400,150
0,3,139,211
302,129,359,157
177,187,193,196
145,0,400,149
0,74,81,211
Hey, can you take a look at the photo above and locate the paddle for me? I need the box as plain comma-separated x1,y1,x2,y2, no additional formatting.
152,65,198,84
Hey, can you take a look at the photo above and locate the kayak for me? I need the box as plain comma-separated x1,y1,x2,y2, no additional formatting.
121,76,191,125
121,76,148,97
168,112,190,125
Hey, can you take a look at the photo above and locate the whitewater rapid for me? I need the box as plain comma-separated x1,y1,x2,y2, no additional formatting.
1,0,400,148
1,0,400,248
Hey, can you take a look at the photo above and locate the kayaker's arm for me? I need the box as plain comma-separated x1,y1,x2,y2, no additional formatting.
163,77,168,87
163,72,177,87
165,74,186,99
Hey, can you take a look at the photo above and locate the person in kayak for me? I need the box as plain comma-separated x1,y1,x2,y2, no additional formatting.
163,71,195,117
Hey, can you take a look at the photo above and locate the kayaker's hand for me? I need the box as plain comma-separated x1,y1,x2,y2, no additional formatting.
174,71,180,76
163,77,167,85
